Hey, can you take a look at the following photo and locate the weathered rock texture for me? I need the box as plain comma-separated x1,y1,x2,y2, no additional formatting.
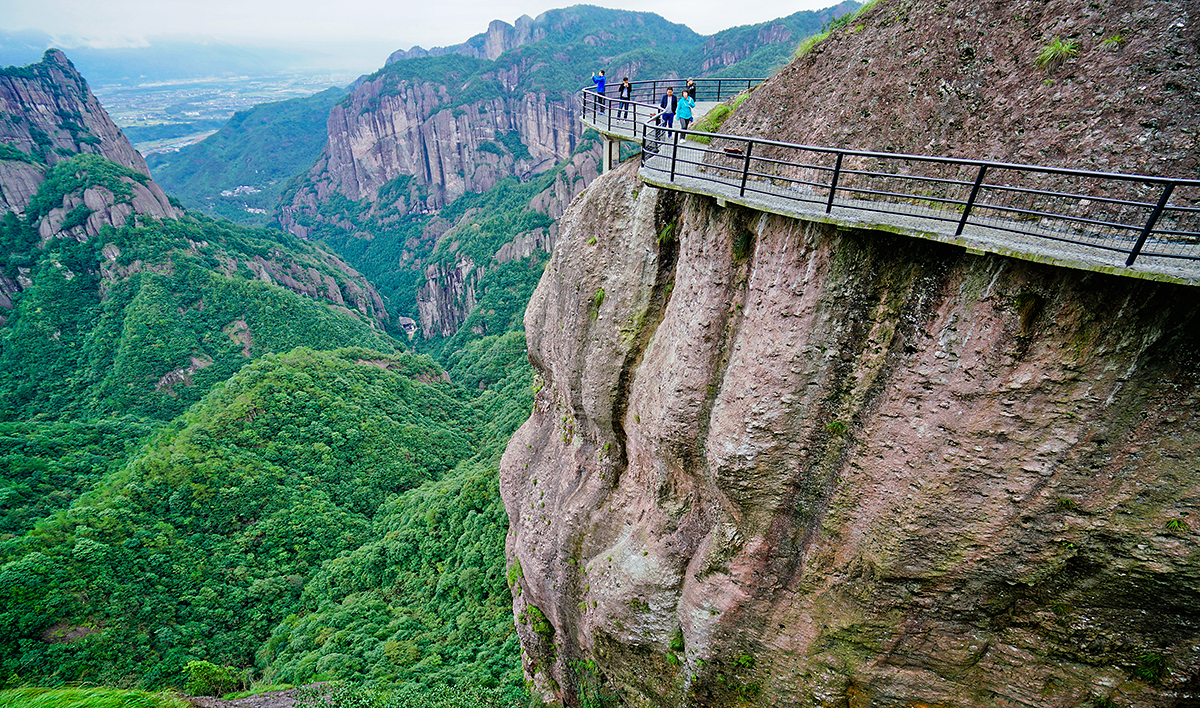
281,84,577,218
723,0,1200,176
501,158,1200,707
37,178,179,243
0,49,149,216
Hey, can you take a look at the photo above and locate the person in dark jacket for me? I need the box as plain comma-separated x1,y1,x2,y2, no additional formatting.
659,87,678,128
618,77,632,120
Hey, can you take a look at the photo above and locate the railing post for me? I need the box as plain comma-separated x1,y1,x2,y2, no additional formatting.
739,140,754,197
955,164,989,236
670,128,680,182
717,78,723,99
1126,182,1176,266
825,152,844,214
607,96,612,132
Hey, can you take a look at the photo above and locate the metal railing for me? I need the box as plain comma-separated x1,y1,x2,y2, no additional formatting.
580,77,763,138
579,78,1200,275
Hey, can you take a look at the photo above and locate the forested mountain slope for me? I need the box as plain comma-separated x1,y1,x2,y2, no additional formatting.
147,87,348,228
1,2,869,698
0,49,535,695
0,159,392,423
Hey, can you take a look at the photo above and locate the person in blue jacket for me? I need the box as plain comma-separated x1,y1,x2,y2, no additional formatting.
659,87,678,128
591,70,606,113
677,89,696,130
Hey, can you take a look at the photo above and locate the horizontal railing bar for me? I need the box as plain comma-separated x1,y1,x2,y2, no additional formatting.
659,132,1200,187
837,168,980,189
649,148,1184,238
981,224,1136,252
741,184,826,206
832,200,965,224
832,184,969,207
976,181,1160,210
971,202,1144,232
744,175,830,191
590,89,1200,186
1136,228,1200,238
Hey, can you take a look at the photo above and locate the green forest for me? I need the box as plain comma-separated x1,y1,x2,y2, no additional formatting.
147,88,347,227
0,150,537,702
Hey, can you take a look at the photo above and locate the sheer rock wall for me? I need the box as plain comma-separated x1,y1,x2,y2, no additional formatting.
500,161,1200,707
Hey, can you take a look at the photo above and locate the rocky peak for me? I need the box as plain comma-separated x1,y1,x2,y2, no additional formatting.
483,16,539,60
386,13,542,64
0,48,148,217
0,50,178,242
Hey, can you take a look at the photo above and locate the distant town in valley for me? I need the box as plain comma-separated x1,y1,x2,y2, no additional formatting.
95,73,357,154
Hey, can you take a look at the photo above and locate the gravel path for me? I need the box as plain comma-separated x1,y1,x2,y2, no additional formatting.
184,686,306,708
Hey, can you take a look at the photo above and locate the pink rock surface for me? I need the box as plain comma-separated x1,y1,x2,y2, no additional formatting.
501,161,1200,707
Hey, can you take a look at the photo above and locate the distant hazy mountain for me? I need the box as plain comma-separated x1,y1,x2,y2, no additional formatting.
0,31,375,85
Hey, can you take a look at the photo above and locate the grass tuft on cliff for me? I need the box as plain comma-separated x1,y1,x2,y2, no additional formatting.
0,687,189,708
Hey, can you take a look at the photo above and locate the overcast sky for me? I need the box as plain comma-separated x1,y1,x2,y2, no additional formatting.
4,0,845,54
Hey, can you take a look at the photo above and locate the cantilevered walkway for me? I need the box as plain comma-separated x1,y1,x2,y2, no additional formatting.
581,78,1200,286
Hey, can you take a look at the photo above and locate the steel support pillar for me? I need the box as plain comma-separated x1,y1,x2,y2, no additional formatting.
600,135,623,173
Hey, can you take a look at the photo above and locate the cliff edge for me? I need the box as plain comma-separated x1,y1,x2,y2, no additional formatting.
501,155,1199,706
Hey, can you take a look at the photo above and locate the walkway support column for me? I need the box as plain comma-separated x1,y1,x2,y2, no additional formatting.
600,135,623,173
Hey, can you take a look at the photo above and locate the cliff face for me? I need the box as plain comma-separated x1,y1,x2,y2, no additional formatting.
415,147,598,338
0,49,148,216
283,82,576,217
500,160,1200,706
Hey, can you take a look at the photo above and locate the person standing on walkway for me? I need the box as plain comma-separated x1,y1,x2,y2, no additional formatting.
618,77,632,120
677,89,696,130
591,70,606,113
685,78,697,102
659,87,678,128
